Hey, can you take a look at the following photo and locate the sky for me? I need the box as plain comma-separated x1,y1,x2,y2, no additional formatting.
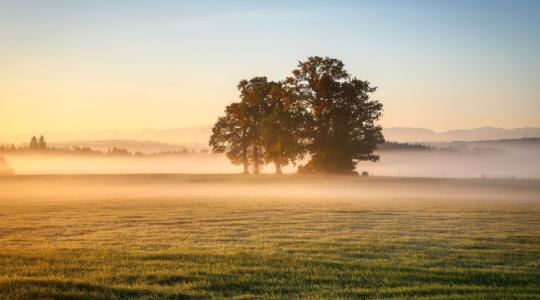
0,0,539,142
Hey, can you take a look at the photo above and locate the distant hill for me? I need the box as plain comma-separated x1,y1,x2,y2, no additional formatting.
376,138,540,153
44,137,540,155
384,127,540,142
125,126,540,143
427,137,540,152
4,126,540,146
135,127,211,144
0,126,213,145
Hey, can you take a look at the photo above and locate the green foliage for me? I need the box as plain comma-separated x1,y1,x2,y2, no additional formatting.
286,56,384,174
211,77,304,174
237,77,272,174
209,102,250,174
211,56,384,174
260,82,305,174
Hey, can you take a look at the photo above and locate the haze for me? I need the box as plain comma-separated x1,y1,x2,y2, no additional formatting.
1,0,540,141
1,2,540,298
4,139,539,178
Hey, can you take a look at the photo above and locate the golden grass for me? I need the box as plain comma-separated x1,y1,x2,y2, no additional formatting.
0,175,538,299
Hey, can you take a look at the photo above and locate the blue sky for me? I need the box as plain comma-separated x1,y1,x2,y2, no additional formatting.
0,0,539,139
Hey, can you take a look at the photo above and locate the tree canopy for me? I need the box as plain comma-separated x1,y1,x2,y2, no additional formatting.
209,102,251,174
210,56,384,174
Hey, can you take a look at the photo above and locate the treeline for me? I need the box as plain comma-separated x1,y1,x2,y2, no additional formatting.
378,142,434,151
0,136,207,157
210,56,384,175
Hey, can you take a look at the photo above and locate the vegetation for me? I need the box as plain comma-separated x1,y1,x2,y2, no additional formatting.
378,141,434,151
209,102,250,174
286,57,384,174
210,57,384,175
0,175,538,299
209,77,304,175
0,136,204,157
260,81,304,175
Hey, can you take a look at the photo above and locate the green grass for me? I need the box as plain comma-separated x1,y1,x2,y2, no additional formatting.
0,175,539,299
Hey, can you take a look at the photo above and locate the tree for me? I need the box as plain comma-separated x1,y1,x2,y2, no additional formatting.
38,135,47,150
29,136,38,150
212,77,294,175
260,81,304,174
209,102,251,174
286,56,384,174
210,56,384,175
237,77,273,174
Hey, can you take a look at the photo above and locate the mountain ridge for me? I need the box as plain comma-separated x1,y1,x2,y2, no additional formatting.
383,126,540,142
43,137,540,154
3,126,540,145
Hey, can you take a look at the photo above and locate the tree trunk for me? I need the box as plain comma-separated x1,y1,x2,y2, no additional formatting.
275,160,282,175
253,146,260,174
242,143,249,175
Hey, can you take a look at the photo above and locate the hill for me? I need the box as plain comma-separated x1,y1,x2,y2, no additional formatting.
4,126,540,145
384,127,540,142
426,137,540,152
43,137,540,154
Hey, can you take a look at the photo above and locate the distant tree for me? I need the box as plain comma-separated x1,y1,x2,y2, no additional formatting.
209,102,251,174
378,141,433,151
260,81,304,174
109,147,131,156
286,56,384,173
29,136,39,150
38,135,47,150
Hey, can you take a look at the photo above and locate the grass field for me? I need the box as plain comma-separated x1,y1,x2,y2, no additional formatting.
0,175,539,299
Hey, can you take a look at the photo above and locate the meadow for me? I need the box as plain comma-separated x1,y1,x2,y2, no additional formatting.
0,175,539,299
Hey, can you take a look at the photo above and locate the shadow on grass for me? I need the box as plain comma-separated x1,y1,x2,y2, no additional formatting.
0,278,205,300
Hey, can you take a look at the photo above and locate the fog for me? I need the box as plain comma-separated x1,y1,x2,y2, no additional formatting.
3,144,540,179
1,175,539,206
361,149,540,179
2,154,242,175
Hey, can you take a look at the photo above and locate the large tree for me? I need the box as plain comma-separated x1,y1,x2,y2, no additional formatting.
236,77,272,174
211,57,383,175
209,102,251,174
286,56,384,174
210,77,273,174
260,81,305,174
